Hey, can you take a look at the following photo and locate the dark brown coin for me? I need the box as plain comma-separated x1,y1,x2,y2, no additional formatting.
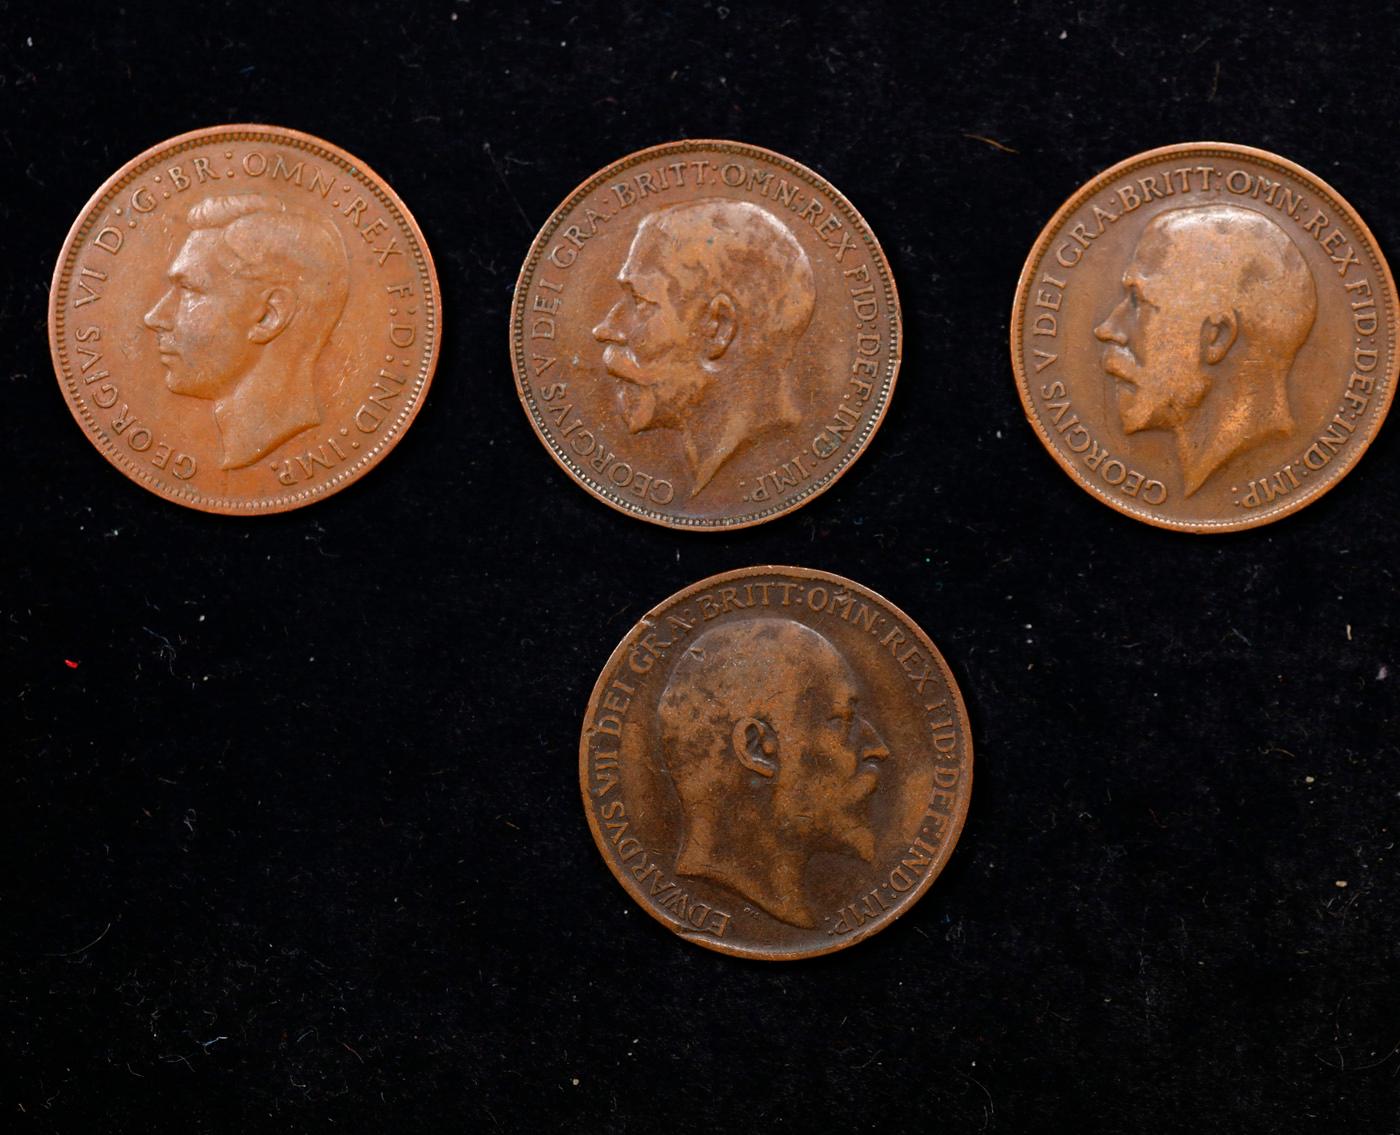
511,141,901,530
1012,143,1397,531
580,566,972,960
49,124,441,514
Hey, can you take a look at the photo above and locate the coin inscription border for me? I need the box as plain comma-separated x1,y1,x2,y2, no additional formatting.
578,564,973,961
50,125,440,514
1010,142,1397,532
511,139,902,530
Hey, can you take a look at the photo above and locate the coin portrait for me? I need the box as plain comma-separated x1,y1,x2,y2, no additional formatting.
1011,143,1396,531
660,617,890,929
49,125,441,513
512,141,901,529
144,195,353,470
580,567,972,959
594,199,817,496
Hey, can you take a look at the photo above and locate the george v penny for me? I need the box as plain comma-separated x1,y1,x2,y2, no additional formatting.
49,125,441,514
579,566,972,960
511,141,901,530
1011,143,1397,532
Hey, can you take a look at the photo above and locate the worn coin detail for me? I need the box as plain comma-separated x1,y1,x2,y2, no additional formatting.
512,140,901,529
49,124,441,514
1012,143,1396,531
580,566,971,960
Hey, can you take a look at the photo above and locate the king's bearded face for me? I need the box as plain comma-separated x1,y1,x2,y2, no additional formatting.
1094,224,1217,434
592,223,713,433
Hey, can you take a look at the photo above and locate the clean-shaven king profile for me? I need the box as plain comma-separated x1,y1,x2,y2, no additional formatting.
144,194,351,469
657,617,890,929
593,198,817,497
1094,203,1318,496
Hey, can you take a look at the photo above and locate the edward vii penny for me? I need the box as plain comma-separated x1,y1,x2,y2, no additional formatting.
1011,143,1396,531
511,141,901,530
580,567,972,960
49,125,441,514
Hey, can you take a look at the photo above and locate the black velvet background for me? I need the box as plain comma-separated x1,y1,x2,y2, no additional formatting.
5,2,1398,1131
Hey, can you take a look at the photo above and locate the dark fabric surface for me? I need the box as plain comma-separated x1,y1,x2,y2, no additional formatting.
4,2,1397,1131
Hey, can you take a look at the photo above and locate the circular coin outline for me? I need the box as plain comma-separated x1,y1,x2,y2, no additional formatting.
1010,141,1398,533
579,564,973,961
49,123,442,515
511,139,902,531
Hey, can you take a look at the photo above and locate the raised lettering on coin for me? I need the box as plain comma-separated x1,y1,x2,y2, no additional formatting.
1011,143,1396,531
49,125,441,514
512,141,902,530
580,566,972,960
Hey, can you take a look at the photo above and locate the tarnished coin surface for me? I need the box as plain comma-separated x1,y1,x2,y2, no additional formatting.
49,125,440,514
1012,143,1396,531
511,140,901,529
580,566,971,960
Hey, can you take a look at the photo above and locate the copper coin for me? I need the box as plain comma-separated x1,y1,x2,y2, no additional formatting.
49,125,441,514
580,566,972,960
511,140,901,529
1011,143,1397,531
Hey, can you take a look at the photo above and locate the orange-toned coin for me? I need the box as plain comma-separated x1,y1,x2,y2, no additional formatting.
1012,143,1396,531
511,140,901,530
49,125,441,514
580,566,972,960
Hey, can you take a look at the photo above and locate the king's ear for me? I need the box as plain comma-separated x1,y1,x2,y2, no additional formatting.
249,286,295,345
731,715,778,778
1201,308,1238,365
706,292,737,360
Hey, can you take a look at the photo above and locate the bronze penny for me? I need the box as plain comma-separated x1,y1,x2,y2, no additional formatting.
1011,143,1397,531
580,566,972,960
49,125,441,514
511,140,901,530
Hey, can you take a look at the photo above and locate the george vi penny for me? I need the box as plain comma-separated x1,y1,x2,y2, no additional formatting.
49,124,441,514
511,141,901,530
579,566,972,960
1011,143,1396,531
